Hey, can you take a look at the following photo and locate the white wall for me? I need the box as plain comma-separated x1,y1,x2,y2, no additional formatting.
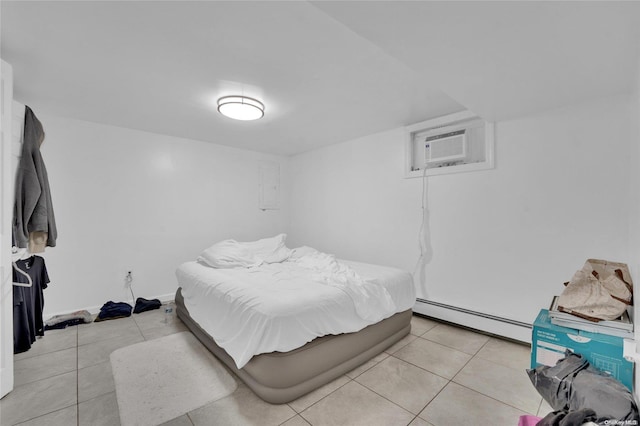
1,60,16,398
10,102,24,179
289,94,636,325
16,93,638,328
25,111,289,316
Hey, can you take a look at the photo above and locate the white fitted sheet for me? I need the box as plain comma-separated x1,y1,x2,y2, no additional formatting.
175,256,415,368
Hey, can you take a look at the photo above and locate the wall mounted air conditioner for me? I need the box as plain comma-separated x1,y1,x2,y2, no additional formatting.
404,110,494,178
424,129,466,164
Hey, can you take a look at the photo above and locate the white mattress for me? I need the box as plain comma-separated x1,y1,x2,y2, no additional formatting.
176,257,415,368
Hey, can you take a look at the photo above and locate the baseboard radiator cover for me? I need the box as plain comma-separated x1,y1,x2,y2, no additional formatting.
414,298,532,344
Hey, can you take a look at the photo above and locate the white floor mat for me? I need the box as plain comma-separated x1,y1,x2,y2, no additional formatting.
111,331,237,426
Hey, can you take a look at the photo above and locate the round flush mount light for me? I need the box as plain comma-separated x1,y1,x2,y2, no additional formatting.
217,96,264,121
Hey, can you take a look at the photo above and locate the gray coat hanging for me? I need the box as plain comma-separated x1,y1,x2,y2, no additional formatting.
13,105,57,251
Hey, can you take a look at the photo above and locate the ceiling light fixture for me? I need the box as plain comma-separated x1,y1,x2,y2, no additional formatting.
217,96,264,121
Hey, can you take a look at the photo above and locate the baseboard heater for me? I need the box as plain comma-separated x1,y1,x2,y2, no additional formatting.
414,298,532,344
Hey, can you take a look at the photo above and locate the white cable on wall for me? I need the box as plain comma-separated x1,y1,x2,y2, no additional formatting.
413,167,433,296
125,271,135,306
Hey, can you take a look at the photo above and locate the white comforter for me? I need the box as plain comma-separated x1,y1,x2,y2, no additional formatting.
176,249,415,368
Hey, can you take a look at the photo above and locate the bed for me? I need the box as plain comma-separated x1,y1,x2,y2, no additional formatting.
175,235,415,404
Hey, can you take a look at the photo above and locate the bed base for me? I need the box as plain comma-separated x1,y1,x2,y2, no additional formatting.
175,288,411,404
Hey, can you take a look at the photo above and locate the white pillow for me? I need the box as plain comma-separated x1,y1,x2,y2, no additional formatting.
198,240,255,268
198,234,293,268
242,233,293,264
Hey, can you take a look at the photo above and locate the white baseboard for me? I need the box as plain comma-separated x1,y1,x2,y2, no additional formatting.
414,298,532,344
46,292,178,317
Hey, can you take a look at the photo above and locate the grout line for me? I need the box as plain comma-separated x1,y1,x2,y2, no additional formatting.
446,342,484,385
379,337,501,421
8,403,78,426
278,412,300,426
387,352,457,383
408,414,420,425
293,375,353,415
78,321,144,347
13,328,78,362
11,352,78,389
417,327,491,357
342,379,415,421
352,355,449,422
186,412,195,425
131,313,146,341
290,413,312,426
536,396,546,417
455,335,540,414
416,381,450,425
452,381,536,415
13,345,75,363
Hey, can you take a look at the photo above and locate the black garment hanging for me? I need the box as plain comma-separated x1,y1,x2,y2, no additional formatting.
13,255,49,354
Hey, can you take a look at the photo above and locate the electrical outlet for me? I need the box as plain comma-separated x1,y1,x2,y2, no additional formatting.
124,270,133,287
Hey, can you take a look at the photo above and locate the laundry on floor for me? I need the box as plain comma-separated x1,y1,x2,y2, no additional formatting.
133,297,162,314
528,351,639,424
94,301,133,322
44,309,93,330
94,297,163,322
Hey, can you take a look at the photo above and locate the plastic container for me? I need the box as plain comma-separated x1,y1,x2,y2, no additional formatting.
164,304,174,324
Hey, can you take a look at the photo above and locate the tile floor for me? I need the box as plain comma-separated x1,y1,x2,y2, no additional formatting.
0,307,551,426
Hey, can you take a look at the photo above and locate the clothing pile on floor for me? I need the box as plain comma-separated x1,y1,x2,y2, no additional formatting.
527,351,639,425
94,298,162,322
95,301,133,322
45,310,92,330
133,297,162,314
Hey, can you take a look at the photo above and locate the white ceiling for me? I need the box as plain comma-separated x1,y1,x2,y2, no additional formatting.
2,1,639,156
313,1,640,122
